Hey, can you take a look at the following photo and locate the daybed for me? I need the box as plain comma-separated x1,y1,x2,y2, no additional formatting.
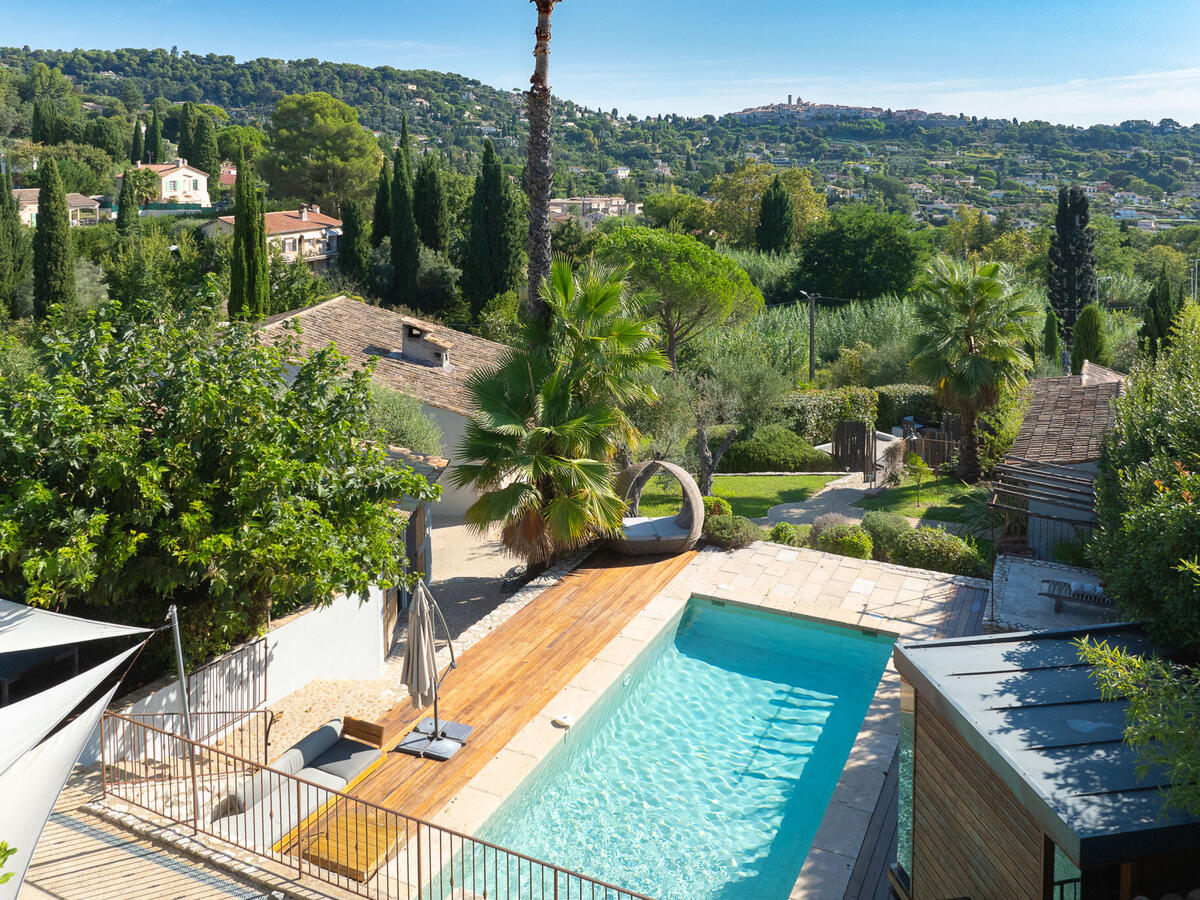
610,460,704,555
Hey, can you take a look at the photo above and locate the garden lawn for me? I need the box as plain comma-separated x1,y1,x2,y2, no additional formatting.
851,473,977,523
638,474,839,520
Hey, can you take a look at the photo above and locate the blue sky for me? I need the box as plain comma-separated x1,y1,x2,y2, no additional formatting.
10,0,1200,125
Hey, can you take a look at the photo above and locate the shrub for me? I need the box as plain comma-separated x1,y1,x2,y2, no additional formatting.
814,524,873,559
810,512,856,544
766,521,809,547
368,385,443,455
861,510,911,562
702,515,766,550
781,386,878,445
875,384,939,431
718,423,835,473
891,527,986,577
1052,536,1090,568
702,495,732,518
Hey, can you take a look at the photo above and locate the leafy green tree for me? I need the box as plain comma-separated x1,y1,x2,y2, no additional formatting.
260,92,383,213
756,174,795,253
462,140,524,316
371,162,391,247
102,228,204,312
1140,264,1181,357
906,452,933,507
390,121,419,309
130,117,144,165
338,198,371,286
709,161,826,247
1071,303,1108,373
451,260,665,563
31,97,59,144
793,204,927,301
190,112,221,201
413,153,450,253
1047,185,1096,334
115,168,137,233
0,841,14,886
144,108,163,164
596,226,763,370
31,157,74,318
216,125,265,166
0,169,31,317
84,116,127,161
0,300,437,665
1042,306,1060,365
910,256,1038,482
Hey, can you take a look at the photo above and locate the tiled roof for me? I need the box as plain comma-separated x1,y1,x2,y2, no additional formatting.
208,209,342,236
384,445,449,484
1009,373,1124,464
141,162,209,177
258,296,506,417
12,188,99,209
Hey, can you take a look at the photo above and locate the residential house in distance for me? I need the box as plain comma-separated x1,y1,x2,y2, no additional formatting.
258,297,506,519
201,205,342,272
605,165,631,179
12,188,101,227
115,158,211,214
547,196,642,230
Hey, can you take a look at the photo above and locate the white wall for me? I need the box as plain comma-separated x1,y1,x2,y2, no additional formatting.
424,404,476,521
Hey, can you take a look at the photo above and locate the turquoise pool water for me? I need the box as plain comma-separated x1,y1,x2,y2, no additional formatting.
479,598,895,900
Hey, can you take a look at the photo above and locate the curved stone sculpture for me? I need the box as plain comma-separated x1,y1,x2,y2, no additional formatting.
610,460,704,555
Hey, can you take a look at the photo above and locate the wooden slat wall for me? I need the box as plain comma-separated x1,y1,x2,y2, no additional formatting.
911,699,1045,900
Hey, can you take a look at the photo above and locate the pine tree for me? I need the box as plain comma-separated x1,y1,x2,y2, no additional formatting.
338,198,371,286
31,158,74,318
1140,264,1181,357
755,174,795,253
371,162,391,247
0,169,31,316
1042,306,1060,367
463,140,524,316
413,153,450,253
389,119,419,309
1047,185,1096,335
145,109,163,164
177,101,196,162
116,170,137,233
190,113,220,200
130,118,145,165
1070,303,1107,374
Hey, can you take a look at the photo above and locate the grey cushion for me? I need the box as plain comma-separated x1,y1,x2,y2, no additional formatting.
311,737,380,785
288,719,343,768
210,783,321,850
296,765,347,793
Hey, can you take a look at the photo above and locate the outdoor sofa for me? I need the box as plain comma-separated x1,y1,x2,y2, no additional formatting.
210,717,384,851
1039,579,1114,615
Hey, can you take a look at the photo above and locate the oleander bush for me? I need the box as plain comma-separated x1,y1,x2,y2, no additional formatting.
814,524,873,560
702,515,766,550
718,423,835,473
861,510,911,562
891,526,986,577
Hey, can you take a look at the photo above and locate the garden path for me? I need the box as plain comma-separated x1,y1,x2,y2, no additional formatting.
763,473,869,526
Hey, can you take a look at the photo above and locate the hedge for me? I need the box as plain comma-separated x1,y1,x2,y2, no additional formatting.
860,510,911,562
719,424,835,473
891,526,986,577
875,384,939,431
702,515,765,550
781,387,878,445
814,524,873,560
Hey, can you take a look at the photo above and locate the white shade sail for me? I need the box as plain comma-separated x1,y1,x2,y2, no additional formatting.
0,598,149,653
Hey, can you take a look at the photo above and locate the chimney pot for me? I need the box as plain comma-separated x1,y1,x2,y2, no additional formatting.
298,205,308,221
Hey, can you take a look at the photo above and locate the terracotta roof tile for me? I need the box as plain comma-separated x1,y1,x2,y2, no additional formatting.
1009,375,1124,464
259,296,505,416
209,209,341,236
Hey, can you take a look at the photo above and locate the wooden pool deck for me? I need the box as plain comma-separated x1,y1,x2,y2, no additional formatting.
349,550,696,821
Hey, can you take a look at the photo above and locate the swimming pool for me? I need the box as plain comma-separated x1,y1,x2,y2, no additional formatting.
478,597,895,900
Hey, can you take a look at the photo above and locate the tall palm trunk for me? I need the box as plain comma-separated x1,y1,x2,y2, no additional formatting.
525,0,560,323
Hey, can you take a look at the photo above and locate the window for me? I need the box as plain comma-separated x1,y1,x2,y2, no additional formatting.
168,180,177,191
192,179,199,191
284,238,296,252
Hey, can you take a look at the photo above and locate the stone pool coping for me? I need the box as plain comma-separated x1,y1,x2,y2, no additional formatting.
430,542,989,900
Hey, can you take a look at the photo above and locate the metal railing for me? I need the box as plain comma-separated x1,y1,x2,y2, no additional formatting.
185,637,268,741
100,711,651,900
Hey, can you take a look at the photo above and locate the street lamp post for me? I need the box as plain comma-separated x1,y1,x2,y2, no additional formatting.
797,290,815,383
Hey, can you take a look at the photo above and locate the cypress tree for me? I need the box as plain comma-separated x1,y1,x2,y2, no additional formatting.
116,170,137,233
1047,185,1095,335
31,157,74,318
130,118,145,166
755,174,795,253
145,109,163,164
371,162,391,248
1070,303,1107,374
190,113,220,201
229,149,253,319
413,153,450,253
0,169,31,316
250,186,269,318
389,119,419,309
177,101,196,162
1042,306,1060,366
338,198,371,286
31,98,57,145
462,140,523,316
1140,264,1181,357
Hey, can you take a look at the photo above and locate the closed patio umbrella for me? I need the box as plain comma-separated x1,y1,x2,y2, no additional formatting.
396,581,473,761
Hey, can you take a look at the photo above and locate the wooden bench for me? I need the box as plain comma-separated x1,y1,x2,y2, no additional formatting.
1039,579,1113,614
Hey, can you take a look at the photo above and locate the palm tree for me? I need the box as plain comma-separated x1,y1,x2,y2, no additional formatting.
525,0,564,323
451,260,665,564
910,256,1039,483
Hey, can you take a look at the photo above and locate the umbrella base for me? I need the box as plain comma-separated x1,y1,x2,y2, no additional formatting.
415,717,474,744
396,719,474,761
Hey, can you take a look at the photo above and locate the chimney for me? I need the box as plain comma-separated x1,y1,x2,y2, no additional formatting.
396,317,453,369
298,205,308,222
309,203,320,215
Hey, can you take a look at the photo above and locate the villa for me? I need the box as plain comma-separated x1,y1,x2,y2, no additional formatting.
12,187,101,227
201,204,343,271
115,158,211,208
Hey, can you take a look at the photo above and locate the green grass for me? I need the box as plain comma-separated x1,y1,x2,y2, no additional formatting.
852,473,978,523
637,474,839,520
